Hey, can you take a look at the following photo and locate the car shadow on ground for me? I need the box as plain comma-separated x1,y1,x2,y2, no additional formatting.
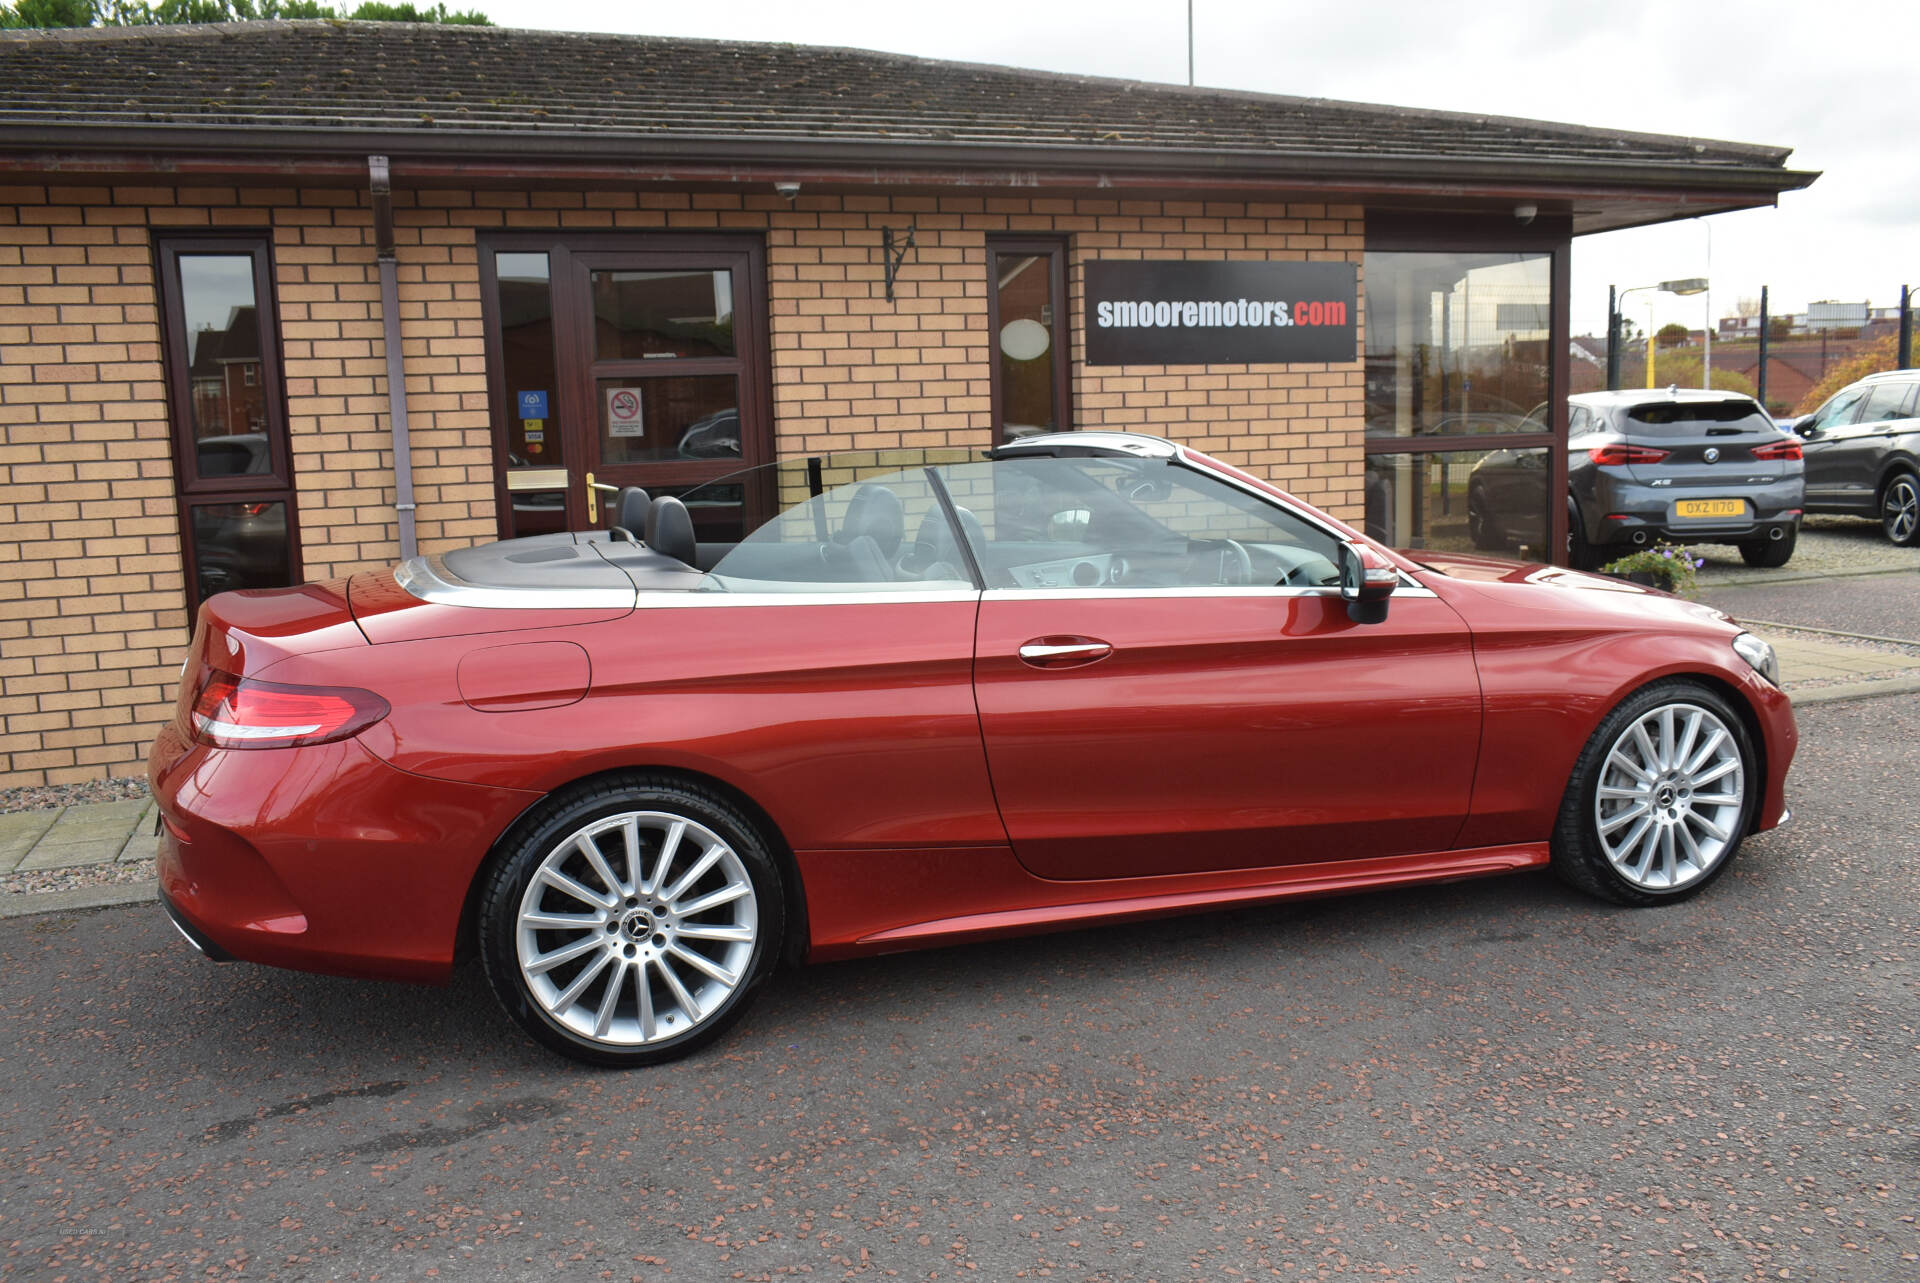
91,857,1760,1076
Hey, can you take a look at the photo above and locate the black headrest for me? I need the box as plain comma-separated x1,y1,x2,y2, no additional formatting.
644,494,697,567
616,486,651,536
839,484,905,559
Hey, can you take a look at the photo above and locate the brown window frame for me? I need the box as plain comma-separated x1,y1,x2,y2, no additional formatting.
154,232,302,617
986,236,1072,443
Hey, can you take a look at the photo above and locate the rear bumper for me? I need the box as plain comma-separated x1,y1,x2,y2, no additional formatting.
1588,474,1803,548
148,721,543,984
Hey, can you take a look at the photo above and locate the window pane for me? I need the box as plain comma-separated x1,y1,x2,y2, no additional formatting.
1366,448,1550,557
996,252,1059,440
190,499,292,600
1364,251,1552,438
495,252,563,471
596,376,740,464
937,456,1341,589
177,254,267,448
703,466,970,592
1859,381,1911,423
591,269,736,360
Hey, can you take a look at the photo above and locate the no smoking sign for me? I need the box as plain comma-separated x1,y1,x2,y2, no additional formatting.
606,387,645,437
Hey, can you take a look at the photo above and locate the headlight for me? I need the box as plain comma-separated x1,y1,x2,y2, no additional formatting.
1732,632,1779,687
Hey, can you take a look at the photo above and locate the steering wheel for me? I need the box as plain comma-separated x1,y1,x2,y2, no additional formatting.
1214,538,1254,586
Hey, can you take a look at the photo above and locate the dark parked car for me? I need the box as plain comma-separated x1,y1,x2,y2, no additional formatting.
1469,390,1804,569
1791,371,1920,545
152,433,1795,1067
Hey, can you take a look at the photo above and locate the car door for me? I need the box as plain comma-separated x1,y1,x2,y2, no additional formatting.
1846,379,1920,507
1797,383,1873,509
945,454,1484,882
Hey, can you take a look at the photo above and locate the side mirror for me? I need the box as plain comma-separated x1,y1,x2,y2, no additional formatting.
1339,540,1398,624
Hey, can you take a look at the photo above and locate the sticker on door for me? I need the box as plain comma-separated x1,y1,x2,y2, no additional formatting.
607,387,645,437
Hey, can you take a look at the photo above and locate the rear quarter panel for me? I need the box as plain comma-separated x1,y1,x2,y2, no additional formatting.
258,597,1006,854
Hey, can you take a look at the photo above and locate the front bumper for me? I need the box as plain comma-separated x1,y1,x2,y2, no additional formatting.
149,721,543,984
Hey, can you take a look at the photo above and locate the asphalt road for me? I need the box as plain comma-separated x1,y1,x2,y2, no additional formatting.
2,699,1916,1282
1703,567,1920,642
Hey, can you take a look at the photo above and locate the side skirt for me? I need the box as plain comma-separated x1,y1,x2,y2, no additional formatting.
799,842,1548,963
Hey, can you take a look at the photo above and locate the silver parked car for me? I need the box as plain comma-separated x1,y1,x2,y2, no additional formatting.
1792,370,1920,546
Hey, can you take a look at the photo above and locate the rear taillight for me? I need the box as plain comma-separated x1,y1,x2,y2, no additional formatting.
1751,438,1803,462
188,669,388,749
1588,443,1671,466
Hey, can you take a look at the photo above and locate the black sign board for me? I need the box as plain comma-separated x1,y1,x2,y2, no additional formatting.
1084,260,1358,366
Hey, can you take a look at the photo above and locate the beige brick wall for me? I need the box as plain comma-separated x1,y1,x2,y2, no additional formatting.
0,181,1363,788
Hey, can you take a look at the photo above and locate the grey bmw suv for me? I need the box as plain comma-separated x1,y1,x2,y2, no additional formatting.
1557,390,1803,569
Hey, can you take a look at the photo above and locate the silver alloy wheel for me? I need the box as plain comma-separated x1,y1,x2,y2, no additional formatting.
1594,702,1746,891
1884,475,1919,544
515,810,758,1046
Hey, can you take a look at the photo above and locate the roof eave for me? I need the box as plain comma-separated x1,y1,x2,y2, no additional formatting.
0,122,1820,201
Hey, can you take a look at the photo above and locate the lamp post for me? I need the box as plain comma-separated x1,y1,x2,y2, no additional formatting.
1610,277,1709,389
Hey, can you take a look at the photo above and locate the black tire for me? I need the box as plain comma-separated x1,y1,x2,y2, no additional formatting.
1550,680,1757,907
1738,527,1796,568
1881,471,1920,546
477,773,785,1067
1567,501,1602,571
1467,487,1501,550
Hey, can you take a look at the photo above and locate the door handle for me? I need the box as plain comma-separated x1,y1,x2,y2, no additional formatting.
584,471,618,524
1018,637,1113,669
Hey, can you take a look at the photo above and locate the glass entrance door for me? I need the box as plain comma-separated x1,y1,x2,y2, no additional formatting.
481,235,772,542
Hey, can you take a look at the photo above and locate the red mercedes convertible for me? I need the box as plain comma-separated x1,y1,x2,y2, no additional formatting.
151,433,1796,1066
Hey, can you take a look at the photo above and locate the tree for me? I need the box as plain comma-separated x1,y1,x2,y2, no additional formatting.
1656,322,1692,349
1795,333,1902,415
1734,296,1762,319
1645,354,1756,399
2,0,487,25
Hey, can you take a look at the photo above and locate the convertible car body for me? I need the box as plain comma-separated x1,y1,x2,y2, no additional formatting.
151,433,1796,1065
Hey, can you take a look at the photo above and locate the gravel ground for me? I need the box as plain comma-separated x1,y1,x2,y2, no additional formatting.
0,858,155,899
1693,514,1920,585
0,774,148,816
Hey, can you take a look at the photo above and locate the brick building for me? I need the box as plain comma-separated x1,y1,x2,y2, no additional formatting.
0,22,1814,787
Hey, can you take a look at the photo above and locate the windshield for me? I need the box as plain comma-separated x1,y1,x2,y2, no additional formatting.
683,449,1342,594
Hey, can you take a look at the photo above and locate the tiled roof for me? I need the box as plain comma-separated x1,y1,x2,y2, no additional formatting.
0,21,1804,182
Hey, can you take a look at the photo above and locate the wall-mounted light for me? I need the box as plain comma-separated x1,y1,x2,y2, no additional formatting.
773,182,801,200
1514,203,1538,225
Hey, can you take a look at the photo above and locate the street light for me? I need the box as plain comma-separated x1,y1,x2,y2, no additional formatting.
1608,277,1710,389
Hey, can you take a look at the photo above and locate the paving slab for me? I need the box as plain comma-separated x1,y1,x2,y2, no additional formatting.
0,810,61,874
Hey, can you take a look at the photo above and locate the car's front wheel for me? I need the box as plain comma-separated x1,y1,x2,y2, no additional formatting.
1551,681,1756,906
477,775,784,1067
1882,472,1920,546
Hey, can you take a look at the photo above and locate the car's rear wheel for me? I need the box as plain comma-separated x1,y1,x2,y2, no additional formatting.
1738,527,1796,568
1881,472,1920,546
1567,500,1601,571
1551,681,1756,906
1467,487,1500,550
478,775,783,1067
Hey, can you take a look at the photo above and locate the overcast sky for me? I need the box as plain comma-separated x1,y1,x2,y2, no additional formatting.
479,0,1913,340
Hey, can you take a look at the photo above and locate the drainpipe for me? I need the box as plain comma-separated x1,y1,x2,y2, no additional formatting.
368,154,419,560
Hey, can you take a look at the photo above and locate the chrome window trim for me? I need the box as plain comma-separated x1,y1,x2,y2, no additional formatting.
980,584,1437,602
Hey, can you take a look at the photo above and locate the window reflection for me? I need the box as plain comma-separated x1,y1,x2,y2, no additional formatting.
1367,449,1550,558
190,500,292,599
179,255,268,451
1364,252,1552,439
591,269,736,360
